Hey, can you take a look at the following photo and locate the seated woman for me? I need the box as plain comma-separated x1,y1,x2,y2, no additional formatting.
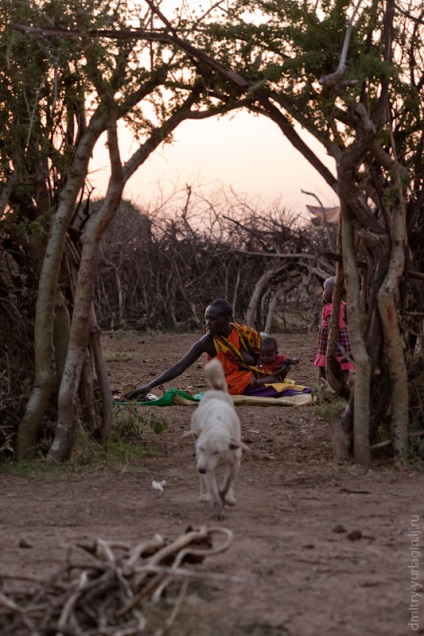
125,299,311,400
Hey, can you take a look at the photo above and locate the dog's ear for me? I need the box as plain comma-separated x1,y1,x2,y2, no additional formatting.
182,430,199,439
229,438,250,451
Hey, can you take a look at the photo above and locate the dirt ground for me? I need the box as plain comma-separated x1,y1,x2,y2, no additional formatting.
1,330,423,635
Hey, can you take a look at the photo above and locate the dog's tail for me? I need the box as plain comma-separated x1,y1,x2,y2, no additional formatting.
205,358,228,392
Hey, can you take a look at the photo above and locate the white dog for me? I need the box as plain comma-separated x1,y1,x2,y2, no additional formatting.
185,358,245,520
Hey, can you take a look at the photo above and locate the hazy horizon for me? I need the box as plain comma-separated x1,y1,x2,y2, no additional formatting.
89,110,338,219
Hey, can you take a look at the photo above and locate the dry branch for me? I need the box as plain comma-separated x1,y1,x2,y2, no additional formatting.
0,526,236,636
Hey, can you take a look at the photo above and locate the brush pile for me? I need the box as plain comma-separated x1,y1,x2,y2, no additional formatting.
0,525,234,635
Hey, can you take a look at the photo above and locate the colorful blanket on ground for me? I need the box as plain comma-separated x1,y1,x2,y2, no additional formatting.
117,386,314,407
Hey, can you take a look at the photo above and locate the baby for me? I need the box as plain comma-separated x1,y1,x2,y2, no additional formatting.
253,336,300,386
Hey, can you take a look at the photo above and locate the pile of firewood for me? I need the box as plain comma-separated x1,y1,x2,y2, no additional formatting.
0,525,234,635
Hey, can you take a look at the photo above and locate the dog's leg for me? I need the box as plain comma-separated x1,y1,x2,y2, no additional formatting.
220,453,241,506
198,473,211,502
205,471,225,520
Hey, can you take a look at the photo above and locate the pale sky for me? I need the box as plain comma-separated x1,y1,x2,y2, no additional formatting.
89,111,337,216
88,0,338,217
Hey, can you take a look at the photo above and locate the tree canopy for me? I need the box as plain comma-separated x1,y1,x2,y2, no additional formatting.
1,0,423,465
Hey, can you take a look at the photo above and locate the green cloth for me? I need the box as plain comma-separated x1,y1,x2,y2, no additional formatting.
119,388,203,406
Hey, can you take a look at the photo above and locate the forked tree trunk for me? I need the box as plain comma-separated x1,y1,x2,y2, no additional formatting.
48,117,123,461
16,116,107,459
47,213,119,461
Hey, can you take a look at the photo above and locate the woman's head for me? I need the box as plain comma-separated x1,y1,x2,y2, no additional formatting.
204,299,232,336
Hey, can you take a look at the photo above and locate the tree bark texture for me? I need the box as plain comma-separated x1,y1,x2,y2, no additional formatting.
376,172,409,460
17,115,107,459
48,115,123,461
339,196,371,466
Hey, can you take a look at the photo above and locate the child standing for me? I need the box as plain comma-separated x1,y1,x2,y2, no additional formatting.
253,336,300,386
314,276,354,383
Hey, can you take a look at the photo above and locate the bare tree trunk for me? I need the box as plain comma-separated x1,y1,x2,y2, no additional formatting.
53,293,71,382
48,116,123,461
80,343,100,435
246,264,287,327
102,258,123,328
231,267,241,320
377,164,408,460
265,292,278,334
15,235,59,459
340,198,371,466
330,396,353,463
378,280,409,459
16,116,106,459
15,364,57,459
90,305,113,439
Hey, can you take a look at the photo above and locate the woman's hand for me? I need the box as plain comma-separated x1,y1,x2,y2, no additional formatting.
125,385,151,400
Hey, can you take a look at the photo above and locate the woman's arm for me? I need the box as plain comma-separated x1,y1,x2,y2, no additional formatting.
126,335,215,399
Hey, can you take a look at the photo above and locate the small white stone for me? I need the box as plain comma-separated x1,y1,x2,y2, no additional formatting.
151,480,166,492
